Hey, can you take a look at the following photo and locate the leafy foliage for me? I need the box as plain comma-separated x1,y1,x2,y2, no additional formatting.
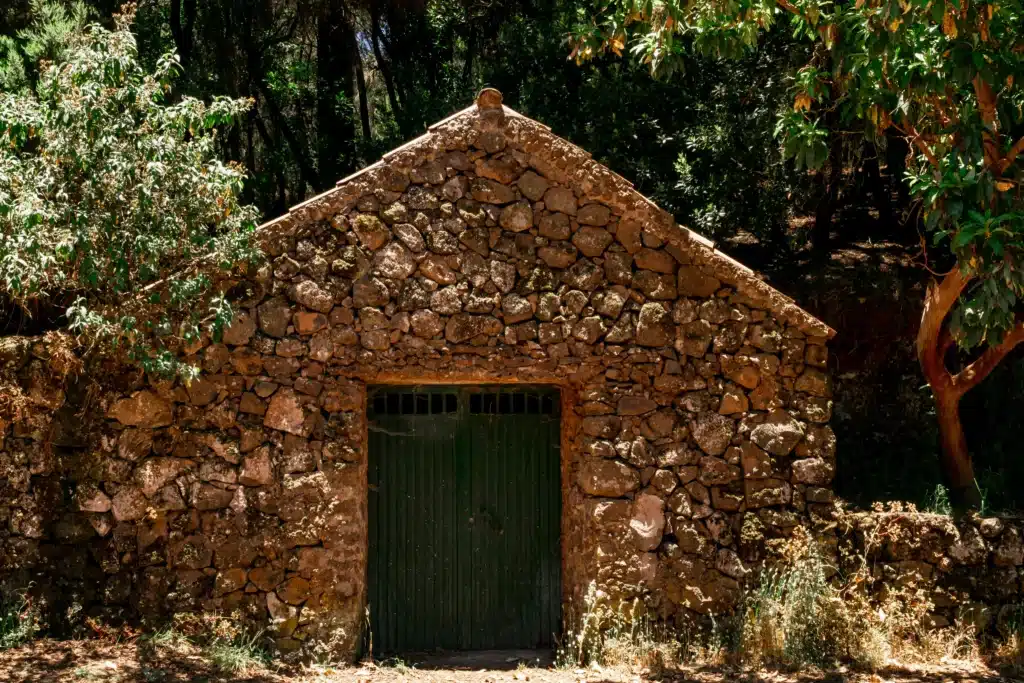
0,0,90,92
0,6,260,377
672,32,808,243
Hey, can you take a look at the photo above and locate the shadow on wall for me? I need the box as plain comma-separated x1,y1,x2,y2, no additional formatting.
740,235,1024,514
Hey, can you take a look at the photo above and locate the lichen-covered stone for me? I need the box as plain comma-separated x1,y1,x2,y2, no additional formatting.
290,281,334,313
543,187,576,215
517,171,549,201
690,413,735,456
264,389,314,437
372,243,416,279
578,460,640,497
750,410,805,456
499,201,533,232
630,493,666,551
445,314,503,343
471,177,516,204
636,303,673,346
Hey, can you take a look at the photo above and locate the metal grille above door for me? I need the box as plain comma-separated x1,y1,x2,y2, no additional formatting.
368,386,561,654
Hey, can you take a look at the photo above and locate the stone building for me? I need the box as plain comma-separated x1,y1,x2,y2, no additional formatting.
0,89,836,657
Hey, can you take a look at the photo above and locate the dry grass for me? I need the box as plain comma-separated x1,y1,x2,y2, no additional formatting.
991,606,1024,676
736,524,980,671
557,518,1003,677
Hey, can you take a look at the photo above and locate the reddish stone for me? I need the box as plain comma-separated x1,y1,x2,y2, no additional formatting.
108,391,173,428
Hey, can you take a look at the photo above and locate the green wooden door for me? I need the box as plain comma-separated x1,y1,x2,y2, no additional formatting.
368,386,561,654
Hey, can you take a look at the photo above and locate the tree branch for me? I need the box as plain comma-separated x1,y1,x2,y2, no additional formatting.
776,0,801,15
917,267,971,392
930,95,957,127
952,321,1024,396
906,124,941,169
973,75,1001,168
973,75,999,131
890,120,941,169
256,81,321,194
995,136,1024,175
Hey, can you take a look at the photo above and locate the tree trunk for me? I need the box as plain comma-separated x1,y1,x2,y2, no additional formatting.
812,126,842,257
258,81,321,195
915,267,1024,511
370,7,403,133
916,268,977,511
169,0,197,72
934,391,982,510
462,25,475,86
317,0,357,187
863,152,893,229
354,33,372,141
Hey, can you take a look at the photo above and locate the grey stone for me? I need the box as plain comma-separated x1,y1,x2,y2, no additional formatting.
750,410,805,456
690,413,735,456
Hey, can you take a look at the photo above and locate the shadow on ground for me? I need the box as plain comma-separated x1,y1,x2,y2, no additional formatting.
649,662,1022,683
2,639,1022,682
0,638,286,683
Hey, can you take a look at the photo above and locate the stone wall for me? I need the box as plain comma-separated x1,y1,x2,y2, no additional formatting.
0,93,836,657
840,511,1024,631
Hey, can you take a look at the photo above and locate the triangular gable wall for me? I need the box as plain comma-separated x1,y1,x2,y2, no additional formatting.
258,89,833,339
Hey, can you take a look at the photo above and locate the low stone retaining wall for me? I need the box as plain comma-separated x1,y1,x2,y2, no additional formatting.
839,510,1024,631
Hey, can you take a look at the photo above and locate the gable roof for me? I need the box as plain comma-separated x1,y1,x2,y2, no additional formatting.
258,89,834,339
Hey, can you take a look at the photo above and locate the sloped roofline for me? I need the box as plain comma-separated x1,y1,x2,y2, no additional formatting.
257,90,834,339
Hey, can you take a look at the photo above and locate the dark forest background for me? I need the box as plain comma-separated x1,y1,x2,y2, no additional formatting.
2,0,1021,511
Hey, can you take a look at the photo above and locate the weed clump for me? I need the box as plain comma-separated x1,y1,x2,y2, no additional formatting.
556,581,724,672
142,612,271,674
0,587,40,650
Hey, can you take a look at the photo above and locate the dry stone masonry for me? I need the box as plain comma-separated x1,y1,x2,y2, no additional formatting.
1,90,841,658
840,511,1024,631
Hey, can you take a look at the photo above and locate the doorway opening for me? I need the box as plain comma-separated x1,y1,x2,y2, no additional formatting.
367,385,562,654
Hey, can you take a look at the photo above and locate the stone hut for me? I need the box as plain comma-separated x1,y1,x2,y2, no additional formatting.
0,89,835,658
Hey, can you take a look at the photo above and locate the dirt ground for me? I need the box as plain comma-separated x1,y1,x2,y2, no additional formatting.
0,639,1021,683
